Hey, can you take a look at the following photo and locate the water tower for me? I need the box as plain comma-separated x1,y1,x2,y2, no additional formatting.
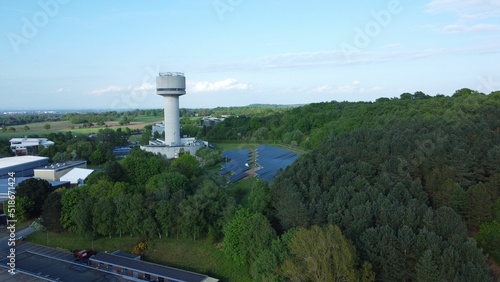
156,72,185,146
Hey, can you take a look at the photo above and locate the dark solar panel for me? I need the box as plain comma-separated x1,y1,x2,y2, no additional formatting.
254,145,299,183
229,172,248,183
219,148,251,182
220,146,298,183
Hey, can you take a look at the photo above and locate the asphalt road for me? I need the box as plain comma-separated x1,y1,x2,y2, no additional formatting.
0,224,36,253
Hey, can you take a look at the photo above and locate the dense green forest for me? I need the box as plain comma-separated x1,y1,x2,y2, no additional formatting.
5,88,500,281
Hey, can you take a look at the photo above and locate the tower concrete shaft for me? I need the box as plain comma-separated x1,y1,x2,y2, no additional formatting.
156,72,186,146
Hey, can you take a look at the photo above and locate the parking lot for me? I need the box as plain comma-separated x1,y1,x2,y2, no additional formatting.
0,242,127,282
0,267,45,282
14,243,75,262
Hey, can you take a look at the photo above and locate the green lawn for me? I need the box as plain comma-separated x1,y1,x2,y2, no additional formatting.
0,119,156,139
212,141,308,155
0,120,105,139
211,142,261,152
0,121,74,139
26,231,251,282
133,115,162,123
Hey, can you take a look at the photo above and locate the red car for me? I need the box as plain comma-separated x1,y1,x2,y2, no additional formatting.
77,249,95,260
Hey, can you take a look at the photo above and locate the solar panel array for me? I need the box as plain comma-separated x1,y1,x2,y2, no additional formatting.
255,145,299,182
219,149,251,183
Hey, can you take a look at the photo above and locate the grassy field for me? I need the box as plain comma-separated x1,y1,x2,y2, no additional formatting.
26,231,251,282
212,142,262,152
133,115,162,123
212,141,308,155
0,119,159,139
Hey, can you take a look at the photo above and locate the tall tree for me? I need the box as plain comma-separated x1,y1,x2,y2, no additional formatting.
248,180,272,217
155,199,176,238
415,250,440,282
466,183,494,229
16,178,53,217
92,198,116,237
223,209,276,266
41,190,64,232
281,225,373,282
171,153,201,180
60,187,86,232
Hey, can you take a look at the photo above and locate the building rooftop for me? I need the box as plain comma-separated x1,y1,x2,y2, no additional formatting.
111,250,141,260
60,168,94,184
0,156,50,170
9,137,51,142
34,160,87,172
90,253,211,282
10,137,54,146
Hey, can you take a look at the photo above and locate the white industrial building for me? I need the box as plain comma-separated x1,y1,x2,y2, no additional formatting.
152,123,165,136
9,137,54,156
0,156,50,178
141,72,205,158
60,167,94,185
33,160,87,181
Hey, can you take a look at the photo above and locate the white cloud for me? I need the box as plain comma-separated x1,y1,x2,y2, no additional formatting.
199,43,500,72
382,43,403,49
427,0,500,14
188,78,250,93
90,85,130,96
443,23,500,33
427,0,500,33
56,88,71,93
134,83,155,91
313,81,384,95
313,85,332,93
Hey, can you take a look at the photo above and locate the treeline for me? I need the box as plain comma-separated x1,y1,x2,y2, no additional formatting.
201,89,500,148
0,106,292,129
61,110,157,125
38,128,131,164
0,113,60,127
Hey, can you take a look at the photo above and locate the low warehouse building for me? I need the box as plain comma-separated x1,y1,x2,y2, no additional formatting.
33,160,87,181
60,168,94,185
90,251,218,282
0,156,49,179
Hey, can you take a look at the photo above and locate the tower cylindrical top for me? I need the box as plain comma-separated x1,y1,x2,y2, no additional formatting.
156,73,186,96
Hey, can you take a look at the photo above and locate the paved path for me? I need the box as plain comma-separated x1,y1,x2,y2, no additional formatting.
0,225,36,257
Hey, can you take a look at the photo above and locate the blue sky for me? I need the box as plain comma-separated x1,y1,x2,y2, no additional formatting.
1,0,500,110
